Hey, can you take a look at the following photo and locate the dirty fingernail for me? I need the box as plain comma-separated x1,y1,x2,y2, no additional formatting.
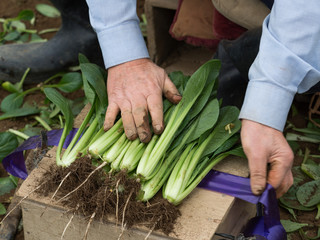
154,124,162,133
173,94,182,102
252,185,264,195
139,132,148,142
126,129,135,139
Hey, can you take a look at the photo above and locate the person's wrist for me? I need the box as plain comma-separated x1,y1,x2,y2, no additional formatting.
108,58,151,71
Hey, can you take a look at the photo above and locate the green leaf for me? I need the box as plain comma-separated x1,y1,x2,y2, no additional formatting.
297,179,320,207
30,33,46,43
292,166,310,185
0,103,40,121
201,106,241,157
67,97,86,116
212,134,241,158
280,183,315,211
55,72,83,92
0,203,6,215
0,93,24,112
21,124,43,137
10,20,26,31
188,69,219,120
78,53,90,64
35,4,60,18
43,88,73,165
0,132,19,163
43,88,73,130
168,71,189,95
3,31,20,41
286,132,320,144
186,98,219,144
292,127,320,135
17,10,34,21
1,81,20,93
280,220,308,233
0,176,17,195
301,159,320,180
80,63,108,110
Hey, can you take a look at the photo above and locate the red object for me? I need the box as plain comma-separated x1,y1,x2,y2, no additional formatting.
212,8,247,41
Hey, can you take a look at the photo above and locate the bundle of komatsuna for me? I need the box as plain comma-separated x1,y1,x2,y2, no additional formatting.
36,54,244,236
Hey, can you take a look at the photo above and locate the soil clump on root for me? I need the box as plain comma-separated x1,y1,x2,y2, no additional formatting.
35,157,181,235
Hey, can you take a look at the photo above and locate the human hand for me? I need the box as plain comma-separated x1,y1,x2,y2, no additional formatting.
105,58,182,143
241,119,294,198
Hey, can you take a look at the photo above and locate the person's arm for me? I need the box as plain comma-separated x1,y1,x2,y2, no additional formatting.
86,0,181,142
240,0,320,197
86,0,149,68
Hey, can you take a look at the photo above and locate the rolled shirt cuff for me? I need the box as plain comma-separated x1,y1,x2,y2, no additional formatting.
97,21,150,69
239,80,294,132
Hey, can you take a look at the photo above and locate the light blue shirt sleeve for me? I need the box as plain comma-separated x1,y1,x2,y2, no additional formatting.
239,0,320,131
86,0,150,68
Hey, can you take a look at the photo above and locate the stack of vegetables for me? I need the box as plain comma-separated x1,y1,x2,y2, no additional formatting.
45,54,244,206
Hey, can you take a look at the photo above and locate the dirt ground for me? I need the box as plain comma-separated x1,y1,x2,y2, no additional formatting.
0,1,319,240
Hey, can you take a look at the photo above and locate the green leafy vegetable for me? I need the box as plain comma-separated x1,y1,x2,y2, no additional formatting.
0,132,19,162
17,10,35,21
0,103,40,121
47,72,83,93
36,4,60,18
296,179,320,207
280,220,308,233
0,93,24,112
136,60,221,180
0,203,6,215
44,88,74,166
0,176,17,195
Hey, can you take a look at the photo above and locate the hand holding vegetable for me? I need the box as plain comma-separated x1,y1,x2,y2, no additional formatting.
105,58,182,143
241,119,294,198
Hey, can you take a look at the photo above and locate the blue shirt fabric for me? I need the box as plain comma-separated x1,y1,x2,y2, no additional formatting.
86,0,149,69
86,0,320,132
239,0,320,131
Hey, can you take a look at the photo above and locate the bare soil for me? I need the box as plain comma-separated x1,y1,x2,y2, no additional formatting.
36,157,180,236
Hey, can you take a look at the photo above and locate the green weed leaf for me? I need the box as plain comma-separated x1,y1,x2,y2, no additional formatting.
10,20,26,31
0,132,18,162
280,220,308,233
0,203,6,215
280,183,315,211
301,159,320,180
35,4,60,18
1,81,19,93
17,10,34,21
0,103,40,121
0,176,17,195
0,93,24,112
3,31,20,41
30,33,46,43
296,179,320,207
56,72,82,92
